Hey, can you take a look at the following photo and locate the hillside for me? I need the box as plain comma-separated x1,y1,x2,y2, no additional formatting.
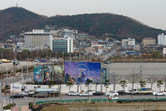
0,7,48,40
47,14,165,41
0,7,165,41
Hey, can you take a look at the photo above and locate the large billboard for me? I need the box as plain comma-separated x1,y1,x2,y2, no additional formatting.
65,62,101,84
34,66,43,83
34,65,64,83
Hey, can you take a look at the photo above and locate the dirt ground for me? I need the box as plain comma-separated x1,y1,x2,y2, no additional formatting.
40,102,166,111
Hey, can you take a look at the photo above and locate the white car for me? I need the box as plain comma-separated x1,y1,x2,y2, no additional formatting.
80,92,93,97
153,91,166,96
108,95,119,100
67,91,80,96
87,90,96,94
106,91,119,96
21,91,29,96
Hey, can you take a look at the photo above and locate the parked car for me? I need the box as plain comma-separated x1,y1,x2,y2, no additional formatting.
67,91,80,96
13,61,19,66
104,61,112,64
33,92,48,98
87,90,96,94
106,91,119,96
21,91,29,96
108,95,119,100
117,90,127,95
93,91,105,96
153,91,166,96
10,93,24,98
80,92,93,97
27,90,35,97
127,89,137,95
14,73,20,77
134,88,153,95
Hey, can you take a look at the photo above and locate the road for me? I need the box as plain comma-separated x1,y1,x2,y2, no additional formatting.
2,94,166,106
0,61,37,73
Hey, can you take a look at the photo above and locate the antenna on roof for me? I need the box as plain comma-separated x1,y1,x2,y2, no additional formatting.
16,1,18,7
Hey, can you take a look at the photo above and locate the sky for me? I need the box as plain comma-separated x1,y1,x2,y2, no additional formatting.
0,0,166,30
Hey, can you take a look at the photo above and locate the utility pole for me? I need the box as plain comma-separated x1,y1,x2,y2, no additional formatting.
140,49,143,81
0,82,3,111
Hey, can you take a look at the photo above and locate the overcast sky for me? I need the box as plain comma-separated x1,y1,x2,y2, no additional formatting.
1,0,166,30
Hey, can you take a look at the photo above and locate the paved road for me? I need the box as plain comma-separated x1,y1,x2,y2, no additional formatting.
0,61,37,73
2,94,166,106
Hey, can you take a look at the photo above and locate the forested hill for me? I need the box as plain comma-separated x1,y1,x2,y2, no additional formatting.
48,13,165,41
0,7,47,40
0,7,165,41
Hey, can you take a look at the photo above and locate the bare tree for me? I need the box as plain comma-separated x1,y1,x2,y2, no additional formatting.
111,74,121,91
127,72,139,90
146,75,158,89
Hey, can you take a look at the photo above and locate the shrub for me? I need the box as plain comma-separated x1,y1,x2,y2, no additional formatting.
3,103,16,109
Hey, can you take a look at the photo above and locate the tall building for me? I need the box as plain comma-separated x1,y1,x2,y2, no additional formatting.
122,38,135,46
158,33,166,46
24,29,53,50
52,37,73,53
142,38,156,46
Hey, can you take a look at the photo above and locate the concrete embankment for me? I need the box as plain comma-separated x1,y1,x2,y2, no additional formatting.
66,102,166,111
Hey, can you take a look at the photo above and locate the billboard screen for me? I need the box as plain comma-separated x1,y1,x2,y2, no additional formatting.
65,62,101,84
34,66,43,83
43,66,51,82
54,66,63,82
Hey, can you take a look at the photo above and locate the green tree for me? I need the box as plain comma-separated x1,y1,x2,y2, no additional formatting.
157,80,163,92
151,50,163,58
120,80,127,91
85,80,93,91
66,81,73,92
104,80,110,93
76,83,80,93
139,80,146,88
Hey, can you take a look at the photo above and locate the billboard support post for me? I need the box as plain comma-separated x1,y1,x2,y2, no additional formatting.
100,62,103,100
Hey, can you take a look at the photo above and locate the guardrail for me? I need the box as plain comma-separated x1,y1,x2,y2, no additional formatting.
36,98,118,105
36,98,166,105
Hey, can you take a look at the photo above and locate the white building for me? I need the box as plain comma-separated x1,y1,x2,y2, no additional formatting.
158,33,166,46
67,37,74,53
24,29,53,50
163,48,166,56
122,38,135,46
16,42,24,49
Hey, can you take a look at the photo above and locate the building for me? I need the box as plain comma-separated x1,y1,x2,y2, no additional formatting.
24,29,53,50
142,38,156,46
122,38,135,46
52,37,73,53
158,33,166,46
16,42,24,49
163,48,166,56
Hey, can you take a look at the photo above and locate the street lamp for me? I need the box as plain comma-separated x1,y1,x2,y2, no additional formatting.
100,62,104,100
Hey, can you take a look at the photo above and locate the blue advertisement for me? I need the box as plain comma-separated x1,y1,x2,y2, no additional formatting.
43,66,51,82
65,62,101,84
34,66,43,83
